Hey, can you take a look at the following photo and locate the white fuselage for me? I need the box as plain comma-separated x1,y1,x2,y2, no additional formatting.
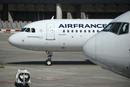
83,11,130,78
9,19,112,52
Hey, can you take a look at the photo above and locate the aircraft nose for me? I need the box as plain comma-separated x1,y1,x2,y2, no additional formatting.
83,37,96,59
8,33,21,46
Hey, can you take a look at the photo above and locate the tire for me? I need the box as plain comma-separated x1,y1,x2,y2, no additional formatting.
46,60,52,66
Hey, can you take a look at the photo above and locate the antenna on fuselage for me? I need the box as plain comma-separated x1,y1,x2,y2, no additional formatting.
51,16,54,20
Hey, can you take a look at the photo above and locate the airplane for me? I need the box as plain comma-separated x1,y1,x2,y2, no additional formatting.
8,19,112,65
83,11,130,78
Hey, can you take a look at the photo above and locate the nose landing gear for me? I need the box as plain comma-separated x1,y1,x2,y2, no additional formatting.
45,51,53,66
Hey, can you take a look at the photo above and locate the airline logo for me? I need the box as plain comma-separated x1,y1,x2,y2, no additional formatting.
59,24,107,29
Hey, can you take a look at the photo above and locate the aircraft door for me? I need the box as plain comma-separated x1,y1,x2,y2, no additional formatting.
46,23,55,40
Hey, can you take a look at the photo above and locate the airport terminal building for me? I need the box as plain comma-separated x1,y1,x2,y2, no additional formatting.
0,0,130,29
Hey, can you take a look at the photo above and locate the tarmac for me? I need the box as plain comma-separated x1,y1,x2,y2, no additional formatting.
0,33,130,87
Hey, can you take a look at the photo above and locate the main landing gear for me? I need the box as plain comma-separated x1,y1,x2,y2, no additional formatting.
45,51,53,66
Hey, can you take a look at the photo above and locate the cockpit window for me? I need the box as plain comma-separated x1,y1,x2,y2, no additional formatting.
102,22,129,35
119,23,129,34
25,28,30,32
31,28,35,33
21,28,26,31
21,27,36,33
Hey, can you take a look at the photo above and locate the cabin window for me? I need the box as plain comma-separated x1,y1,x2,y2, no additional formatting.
84,30,86,33
76,30,78,33
88,30,90,33
80,30,82,33
63,30,65,33
93,30,95,33
71,30,74,33
67,30,69,33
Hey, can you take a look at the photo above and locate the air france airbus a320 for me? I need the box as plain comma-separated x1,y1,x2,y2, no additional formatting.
8,19,112,65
